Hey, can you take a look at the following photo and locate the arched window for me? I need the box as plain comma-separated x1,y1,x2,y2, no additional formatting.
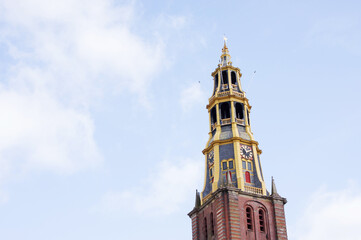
210,212,215,236
231,71,237,84
247,110,251,125
221,70,228,89
204,217,208,240
245,171,251,183
246,207,253,230
213,74,219,94
235,103,244,119
210,107,217,124
220,102,230,119
259,209,265,232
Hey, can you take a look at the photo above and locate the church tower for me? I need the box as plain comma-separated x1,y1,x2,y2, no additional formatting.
188,42,288,240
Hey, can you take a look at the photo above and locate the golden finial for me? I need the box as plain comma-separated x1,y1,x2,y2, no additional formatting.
222,35,229,54
223,35,228,48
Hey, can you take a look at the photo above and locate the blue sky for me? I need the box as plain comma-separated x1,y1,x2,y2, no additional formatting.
0,0,361,239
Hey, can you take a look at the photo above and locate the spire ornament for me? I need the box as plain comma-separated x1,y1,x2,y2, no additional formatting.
220,35,231,66
223,35,228,48
222,35,229,54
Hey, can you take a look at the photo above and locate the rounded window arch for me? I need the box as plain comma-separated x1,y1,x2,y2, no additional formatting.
210,107,217,124
213,74,219,94
245,206,254,231
231,71,237,85
258,208,266,232
204,217,208,240
221,70,228,89
220,102,230,119
221,70,228,85
235,102,244,119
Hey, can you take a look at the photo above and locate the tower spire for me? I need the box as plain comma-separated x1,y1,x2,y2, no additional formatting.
220,36,231,66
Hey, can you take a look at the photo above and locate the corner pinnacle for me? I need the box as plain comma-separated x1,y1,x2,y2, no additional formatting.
271,176,281,198
194,190,201,208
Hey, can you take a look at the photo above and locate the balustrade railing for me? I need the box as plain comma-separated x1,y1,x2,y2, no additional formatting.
236,118,245,125
233,92,244,98
217,91,230,97
244,186,263,195
221,118,231,125
222,84,229,90
208,90,245,101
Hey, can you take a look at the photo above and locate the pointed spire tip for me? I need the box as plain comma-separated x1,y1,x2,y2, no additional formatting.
195,189,201,208
271,176,281,197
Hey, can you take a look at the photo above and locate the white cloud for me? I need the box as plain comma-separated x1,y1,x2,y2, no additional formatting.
0,0,165,188
180,82,206,112
96,158,202,215
1,0,164,105
0,89,101,174
293,183,361,240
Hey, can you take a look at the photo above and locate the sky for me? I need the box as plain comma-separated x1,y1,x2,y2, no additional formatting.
0,0,361,239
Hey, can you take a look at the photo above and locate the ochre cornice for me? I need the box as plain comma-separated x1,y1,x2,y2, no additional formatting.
211,66,241,76
202,137,262,154
207,95,252,110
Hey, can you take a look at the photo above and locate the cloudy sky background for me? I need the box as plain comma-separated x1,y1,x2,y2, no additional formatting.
0,0,361,239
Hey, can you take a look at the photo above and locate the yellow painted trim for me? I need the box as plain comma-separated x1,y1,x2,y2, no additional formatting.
227,70,232,96
208,105,212,132
212,144,220,193
233,141,245,191
216,72,221,93
205,132,213,149
237,71,243,92
211,66,241,77
244,106,255,141
241,159,253,171
202,137,262,154
251,144,266,195
201,153,208,204
205,107,213,148
214,103,221,141
230,100,240,138
220,158,235,171
207,95,252,111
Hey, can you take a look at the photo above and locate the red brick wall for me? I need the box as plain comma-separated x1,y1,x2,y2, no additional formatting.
215,192,226,240
227,191,242,239
273,199,288,240
190,214,199,240
236,194,278,240
190,189,287,240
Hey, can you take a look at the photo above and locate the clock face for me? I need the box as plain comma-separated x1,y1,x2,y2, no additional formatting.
240,145,253,160
208,150,214,165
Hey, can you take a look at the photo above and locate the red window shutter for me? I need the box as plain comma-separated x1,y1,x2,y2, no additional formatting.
245,171,251,183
